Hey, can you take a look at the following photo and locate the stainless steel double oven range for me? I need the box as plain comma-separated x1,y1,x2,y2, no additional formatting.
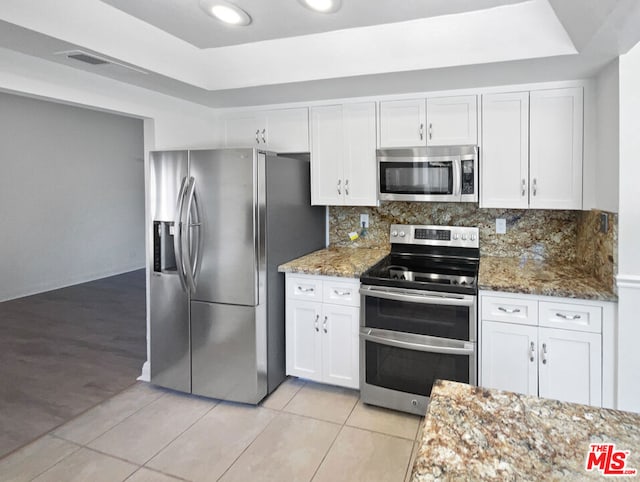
359,224,480,416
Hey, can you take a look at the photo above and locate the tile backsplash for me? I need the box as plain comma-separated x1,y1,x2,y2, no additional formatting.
329,202,617,289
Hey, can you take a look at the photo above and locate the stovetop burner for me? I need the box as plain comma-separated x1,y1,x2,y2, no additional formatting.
360,224,480,295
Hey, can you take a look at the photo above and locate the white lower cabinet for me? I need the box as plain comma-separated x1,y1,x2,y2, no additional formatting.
285,274,359,389
480,291,610,407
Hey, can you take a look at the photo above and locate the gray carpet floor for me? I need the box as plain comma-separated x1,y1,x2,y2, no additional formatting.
0,270,146,459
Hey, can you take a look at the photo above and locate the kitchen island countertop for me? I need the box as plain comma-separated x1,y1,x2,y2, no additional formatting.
411,380,640,481
277,246,388,279
479,255,617,302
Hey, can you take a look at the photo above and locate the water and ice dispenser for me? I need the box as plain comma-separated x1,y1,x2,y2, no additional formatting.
153,221,177,273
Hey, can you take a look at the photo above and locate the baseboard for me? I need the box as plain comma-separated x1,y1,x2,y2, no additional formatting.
137,360,150,382
0,264,145,302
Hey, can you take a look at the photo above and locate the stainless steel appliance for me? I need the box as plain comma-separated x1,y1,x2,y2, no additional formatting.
359,224,480,415
377,145,478,202
149,148,325,404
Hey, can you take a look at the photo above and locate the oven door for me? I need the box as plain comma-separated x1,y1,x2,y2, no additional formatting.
377,154,462,202
360,285,476,342
360,328,476,415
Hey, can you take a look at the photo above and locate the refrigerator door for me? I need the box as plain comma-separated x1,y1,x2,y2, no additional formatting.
149,150,191,393
189,149,262,306
191,300,267,403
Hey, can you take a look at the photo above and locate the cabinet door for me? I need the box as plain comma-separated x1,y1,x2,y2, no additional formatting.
342,102,377,206
223,112,260,148
529,88,583,209
321,304,359,389
310,105,344,205
285,300,323,382
481,92,529,208
378,99,426,148
538,327,602,406
481,321,537,396
264,108,309,153
426,95,478,146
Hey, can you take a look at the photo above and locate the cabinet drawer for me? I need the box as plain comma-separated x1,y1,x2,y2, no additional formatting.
482,296,538,325
539,302,602,333
287,276,322,301
323,279,360,307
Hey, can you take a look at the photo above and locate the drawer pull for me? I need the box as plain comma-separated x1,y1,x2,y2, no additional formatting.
498,307,521,314
298,286,314,293
556,312,581,320
334,289,351,296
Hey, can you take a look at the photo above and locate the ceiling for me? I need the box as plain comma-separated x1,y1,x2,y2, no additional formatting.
0,0,640,108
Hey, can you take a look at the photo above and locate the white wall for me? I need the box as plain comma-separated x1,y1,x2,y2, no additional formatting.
617,41,640,412
593,59,620,213
0,92,144,301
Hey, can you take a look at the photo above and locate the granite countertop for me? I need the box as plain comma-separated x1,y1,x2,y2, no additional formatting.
412,380,640,481
479,256,617,302
277,247,388,279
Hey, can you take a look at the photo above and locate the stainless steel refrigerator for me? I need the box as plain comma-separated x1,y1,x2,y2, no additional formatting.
149,148,325,403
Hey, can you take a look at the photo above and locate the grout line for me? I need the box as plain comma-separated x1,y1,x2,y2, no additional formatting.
309,422,346,481
124,465,190,481
24,438,84,482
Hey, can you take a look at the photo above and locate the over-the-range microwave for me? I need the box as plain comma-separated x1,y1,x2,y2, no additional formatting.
377,145,478,202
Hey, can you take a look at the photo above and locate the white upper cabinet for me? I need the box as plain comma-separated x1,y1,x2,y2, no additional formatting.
529,88,583,209
223,107,309,152
311,102,377,206
481,87,583,210
426,95,478,146
378,99,425,148
378,95,477,148
481,92,530,208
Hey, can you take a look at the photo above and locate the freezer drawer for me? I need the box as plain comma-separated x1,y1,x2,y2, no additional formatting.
190,301,268,404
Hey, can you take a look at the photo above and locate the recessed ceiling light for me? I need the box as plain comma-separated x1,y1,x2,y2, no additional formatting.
298,0,342,14
199,0,252,26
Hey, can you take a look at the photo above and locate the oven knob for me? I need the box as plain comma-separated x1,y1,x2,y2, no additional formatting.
461,234,467,240
391,231,398,237
399,231,406,238
453,233,459,240
471,234,477,241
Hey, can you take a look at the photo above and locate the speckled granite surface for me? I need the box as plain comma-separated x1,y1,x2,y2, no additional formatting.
479,256,617,301
277,247,387,278
412,380,640,481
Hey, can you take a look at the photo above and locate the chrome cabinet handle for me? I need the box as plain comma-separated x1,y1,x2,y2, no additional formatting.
521,179,526,197
345,179,349,196
428,123,433,140
529,341,535,362
314,314,319,332
334,289,351,296
498,306,521,314
556,312,581,320
255,129,260,144
323,316,328,333
419,123,424,140
532,178,537,196
337,179,341,195
261,128,266,144
541,343,548,364
298,286,314,293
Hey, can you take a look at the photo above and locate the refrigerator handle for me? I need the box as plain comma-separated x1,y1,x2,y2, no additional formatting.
173,176,189,292
186,177,203,292
181,176,198,294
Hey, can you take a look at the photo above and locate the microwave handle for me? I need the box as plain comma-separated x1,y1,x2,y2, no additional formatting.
453,159,462,197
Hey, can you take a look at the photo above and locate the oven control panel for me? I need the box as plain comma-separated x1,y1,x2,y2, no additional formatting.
390,224,479,248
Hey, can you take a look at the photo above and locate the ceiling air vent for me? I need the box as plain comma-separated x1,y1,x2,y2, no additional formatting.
66,52,110,65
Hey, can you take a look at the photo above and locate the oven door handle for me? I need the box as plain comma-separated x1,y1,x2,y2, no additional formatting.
361,329,475,356
360,287,474,307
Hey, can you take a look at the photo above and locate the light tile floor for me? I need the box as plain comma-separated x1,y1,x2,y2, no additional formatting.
0,378,423,482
